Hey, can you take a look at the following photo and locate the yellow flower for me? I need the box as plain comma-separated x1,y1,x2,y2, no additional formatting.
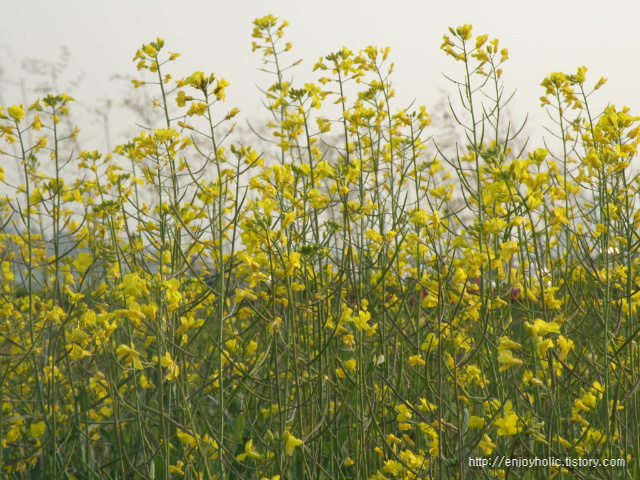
386,433,402,445
68,328,90,345
524,318,561,337
574,65,587,84
269,317,282,334
163,278,182,311
494,411,521,436
284,252,301,275
571,412,589,428
177,431,197,448
537,338,554,356
141,302,158,319
120,273,147,300
282,211,296,229
483,217,505,234
235,288,257,302
489,297,508,309
283,429,303,456
160,352,179,381
139,374,154,389
72,251,93,274
365,228,383,245
28,99,42,112
594,76,607,90
383,459,403,475
396,404,412,423
498,336,522,351
244,340,258,355
69,344,91,361
351,310,371,330
175,90,192,107
475,34,489,49
592,381,604,400
419,399,437,414
498,350,523,371
30,421,45,438
237,439,262,461
468,416,485,429
64,287,85,305
225,107,241,120
452,24,473,41
116,343,143,370
478,434,496,455
185,71,206,88
573,399,589,413
187,102,208,116
497,241,520,262
344,358,357,372
581,391,597,410
8,105,25,121
6,424,21,442
169,461,184,475
554,435,572,449
143,44,157,57
421,333,439,352
408,355,426,367
214,78,230,100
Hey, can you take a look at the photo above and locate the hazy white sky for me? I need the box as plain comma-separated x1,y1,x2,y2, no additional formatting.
2,0,639,154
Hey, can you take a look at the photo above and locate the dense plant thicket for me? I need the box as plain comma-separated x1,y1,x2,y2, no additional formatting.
0,15,639,480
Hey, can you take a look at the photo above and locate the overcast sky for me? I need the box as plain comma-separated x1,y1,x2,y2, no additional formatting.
2,0,639,156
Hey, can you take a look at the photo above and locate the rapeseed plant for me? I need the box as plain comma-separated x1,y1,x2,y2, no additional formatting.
0,15,638,480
